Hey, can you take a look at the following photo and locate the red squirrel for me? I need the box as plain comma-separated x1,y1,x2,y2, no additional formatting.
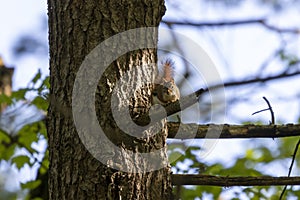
152,59,180,106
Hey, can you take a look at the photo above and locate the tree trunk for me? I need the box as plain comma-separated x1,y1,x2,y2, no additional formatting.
0,58,14,112
47,0,173,199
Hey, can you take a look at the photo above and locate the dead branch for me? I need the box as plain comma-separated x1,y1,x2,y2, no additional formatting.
172,174,300,186
167,123,300,139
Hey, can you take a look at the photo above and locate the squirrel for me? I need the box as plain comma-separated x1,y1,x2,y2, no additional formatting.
152,59,180,106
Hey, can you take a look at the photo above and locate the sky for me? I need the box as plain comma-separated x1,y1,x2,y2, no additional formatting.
163,0,300,123
162,1,300,198
0,0,299,198
0,0,48,89
162,0,300,161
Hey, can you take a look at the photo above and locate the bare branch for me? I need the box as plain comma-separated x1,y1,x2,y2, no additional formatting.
162,18,300,34
261,21,300,34
280,138,300,200
147,70,300,122
167,123,300,139
163,18,265,27
172,174,300,186
215,70,300,89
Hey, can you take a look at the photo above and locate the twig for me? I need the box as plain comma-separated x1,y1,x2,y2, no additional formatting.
279,138,300,200
252,108,270,115
219,70,300,89
252,97,275,124
162,18,300,34
263,97,275,124
261,21,300,34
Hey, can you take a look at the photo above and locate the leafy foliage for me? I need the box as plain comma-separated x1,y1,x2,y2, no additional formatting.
168,135,300,199
0,71,49,199
12,155,31,170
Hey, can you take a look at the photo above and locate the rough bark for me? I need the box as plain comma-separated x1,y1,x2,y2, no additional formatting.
167,123,300,139
172,174,300,186
47,0,172,199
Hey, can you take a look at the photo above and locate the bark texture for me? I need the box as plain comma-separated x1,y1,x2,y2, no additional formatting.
47,0,172,199
172,174,300,186
167,123,300,139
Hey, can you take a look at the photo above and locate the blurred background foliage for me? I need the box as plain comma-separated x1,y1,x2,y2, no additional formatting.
0,0,300,199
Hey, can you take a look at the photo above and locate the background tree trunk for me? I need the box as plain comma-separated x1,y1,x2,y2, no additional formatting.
47,0,172,199
0,58,14,112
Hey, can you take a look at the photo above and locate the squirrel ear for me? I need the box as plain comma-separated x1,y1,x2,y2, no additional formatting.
162,59,175,82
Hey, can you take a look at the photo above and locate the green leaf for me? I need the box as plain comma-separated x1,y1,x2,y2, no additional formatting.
32,198,43,200
169,151,184,165
0,143,16,160
0,130,11,143
38,150,49,175
31,69,41,84
0,94,13,105
0,130,15,161
12,155,30,170
11,88,28,100
288,58,299,66
31,96,48,111
41,76,50,89
37,76,50,96
18,123,40,153
205,163,224,175
21,179,41,190
37,121,47,138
